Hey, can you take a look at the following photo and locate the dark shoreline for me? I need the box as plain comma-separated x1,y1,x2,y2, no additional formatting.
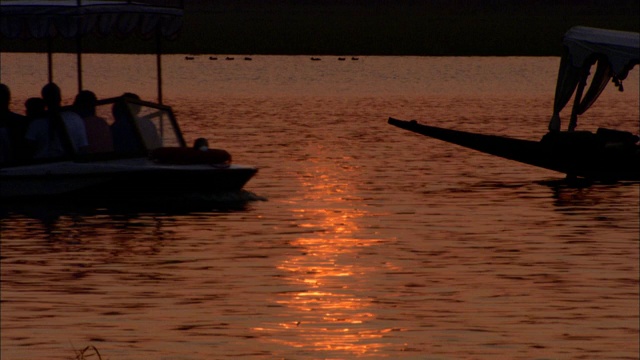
1,0,638,56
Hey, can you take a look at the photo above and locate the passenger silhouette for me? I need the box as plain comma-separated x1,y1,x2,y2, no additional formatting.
73,90,113,153
25,83,88,159
111,93,162,153
0,83,27,163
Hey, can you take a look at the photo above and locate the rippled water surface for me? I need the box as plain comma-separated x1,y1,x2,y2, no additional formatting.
1,54,639,359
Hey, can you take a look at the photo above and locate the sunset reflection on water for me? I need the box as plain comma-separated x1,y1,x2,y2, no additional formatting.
257,159,397,356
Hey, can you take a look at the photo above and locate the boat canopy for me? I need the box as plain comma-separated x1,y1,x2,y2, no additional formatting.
0,0,183,40
548,26,640,132
0,0,183,104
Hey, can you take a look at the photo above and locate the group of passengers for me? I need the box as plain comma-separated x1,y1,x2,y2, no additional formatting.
0,83,151,165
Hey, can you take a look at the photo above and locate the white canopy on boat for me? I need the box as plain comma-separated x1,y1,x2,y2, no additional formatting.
549,26,639,132
0,0,183,40
564,26,639,79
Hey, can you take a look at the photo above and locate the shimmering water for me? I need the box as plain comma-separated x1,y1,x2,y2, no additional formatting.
1,54,638,359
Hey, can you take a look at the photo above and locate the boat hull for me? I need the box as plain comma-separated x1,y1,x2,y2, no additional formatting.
0,158,258,200
388,118,640,181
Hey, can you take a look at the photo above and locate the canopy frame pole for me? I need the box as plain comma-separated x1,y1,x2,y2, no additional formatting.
76,0,83,93
156,29,163,104
76,32,83,93
47,38,53,84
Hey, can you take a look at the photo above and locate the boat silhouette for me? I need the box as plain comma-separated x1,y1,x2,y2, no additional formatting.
389,26,639,182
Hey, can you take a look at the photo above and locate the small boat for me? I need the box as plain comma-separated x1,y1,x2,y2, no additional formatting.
209,56,218,60
185,56,195,60
0,1,258,200
389,26,639,182
311,57,321,61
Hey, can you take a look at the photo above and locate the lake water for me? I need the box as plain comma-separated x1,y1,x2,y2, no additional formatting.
1,54,638,359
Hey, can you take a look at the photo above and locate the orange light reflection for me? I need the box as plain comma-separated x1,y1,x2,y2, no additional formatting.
255,160,397,357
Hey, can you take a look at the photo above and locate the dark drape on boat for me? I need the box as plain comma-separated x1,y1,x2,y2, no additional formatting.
567,58,613,131
548,48,581,131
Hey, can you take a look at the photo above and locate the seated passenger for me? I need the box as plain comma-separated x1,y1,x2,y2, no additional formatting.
25,97,46,119
23,97,46,159
0,83,27,163
25,83,88,159
110,93,162,152
123,92,162,149
73,90,113,153
111,94,143,153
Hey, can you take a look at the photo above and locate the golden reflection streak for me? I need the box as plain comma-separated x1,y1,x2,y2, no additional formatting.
254,159,397,357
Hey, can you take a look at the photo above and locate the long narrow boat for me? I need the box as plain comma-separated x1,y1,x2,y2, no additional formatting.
0,1,258,200
389,26,639,182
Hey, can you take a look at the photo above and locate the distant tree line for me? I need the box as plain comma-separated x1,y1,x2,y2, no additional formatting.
2,0,638,55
